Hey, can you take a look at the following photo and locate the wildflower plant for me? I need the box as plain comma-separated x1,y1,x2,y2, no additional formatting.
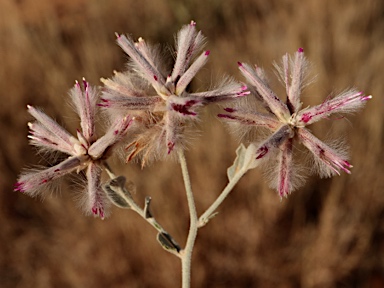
14,22,371,288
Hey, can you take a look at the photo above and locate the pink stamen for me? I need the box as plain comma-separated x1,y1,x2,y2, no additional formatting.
298,47,304,52
205,50,210,56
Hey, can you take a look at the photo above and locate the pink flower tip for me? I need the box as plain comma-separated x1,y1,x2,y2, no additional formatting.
92,207,105,219
190,20,196,26
237,61,243,67
115,32,121,38
298,47,304,52
361,95,372,101
14,182,25,192
205,50,210,56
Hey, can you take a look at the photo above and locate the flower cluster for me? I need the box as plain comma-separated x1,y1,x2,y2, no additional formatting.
219,48,371,197
14,23,371,218
100,21,247,165
15,80,132,218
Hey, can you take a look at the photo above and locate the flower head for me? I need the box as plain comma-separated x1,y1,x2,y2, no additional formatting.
14,79,132,218
220,48,372,197
100,21,248,166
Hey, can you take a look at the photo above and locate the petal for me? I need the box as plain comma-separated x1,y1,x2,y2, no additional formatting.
218,108,280,131
85,162,107,219
14,155,88,196
69,79,98,141
296,90,372,126
191,79,250,103
297,128,352,177
99,94,163,110
116,34,165,93
171,21,205,82
27,122,76,155
88,116,133,159
238,62,291,121
175,50,210,95
254,125,293,160
287,48,306,113
276,139,294,198
27,105,79,155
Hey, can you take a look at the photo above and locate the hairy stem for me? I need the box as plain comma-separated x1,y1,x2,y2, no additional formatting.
178,150,198,288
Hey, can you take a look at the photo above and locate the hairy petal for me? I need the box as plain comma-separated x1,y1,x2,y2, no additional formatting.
88,116,133,159
99,94,163,110
27,122,77,155
101,71,146,98
277,139,294,198
238,62,291,121
27,105,80,154
192,81,249,103
297,90,372,126
218,108,281,131
85,162,106,219
254,125,293,160
171,21,205,82
297,128,352,177
116,34,165,93
14,155,89,195
287,48,306,112
175,50,210,95
70,79,98,141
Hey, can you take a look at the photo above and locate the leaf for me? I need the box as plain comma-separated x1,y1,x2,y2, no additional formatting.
227,143,258,181
157,232,181,254
103,176,135,209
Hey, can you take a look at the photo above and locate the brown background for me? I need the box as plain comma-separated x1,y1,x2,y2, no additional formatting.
1,0,383,287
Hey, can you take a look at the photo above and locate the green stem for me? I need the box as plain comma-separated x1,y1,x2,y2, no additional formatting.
178,150,198,288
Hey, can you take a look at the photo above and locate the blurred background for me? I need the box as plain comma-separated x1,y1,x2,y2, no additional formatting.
1,0,383,287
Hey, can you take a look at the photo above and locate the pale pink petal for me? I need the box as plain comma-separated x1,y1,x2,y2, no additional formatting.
98,95,162,110
171,21,205,82
287,48,306,112
297,128,352,177
254,125,292,160
27,122,76,155
218,108,280,131
238,62,291,121
14,155,89,196
69,79,98,141
175,50,210,95
88,116,133,159
27,105,78,153
85,162,107,219
297,90,372,126
116,34,165,92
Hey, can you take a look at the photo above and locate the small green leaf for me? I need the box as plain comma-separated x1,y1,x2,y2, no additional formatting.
157,232,181,254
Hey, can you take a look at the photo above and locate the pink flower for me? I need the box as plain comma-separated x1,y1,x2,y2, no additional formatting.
100,21,248,166
219,48,372,197
14,80,132,218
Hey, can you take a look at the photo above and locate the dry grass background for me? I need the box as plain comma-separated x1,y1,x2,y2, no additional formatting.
1,0,383,287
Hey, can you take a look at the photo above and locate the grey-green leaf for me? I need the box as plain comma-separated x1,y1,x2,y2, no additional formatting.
157,232,181,254
103,176,135,209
